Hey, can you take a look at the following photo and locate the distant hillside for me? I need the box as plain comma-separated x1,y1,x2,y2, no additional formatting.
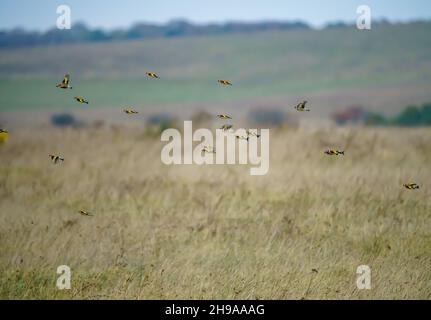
1,21,431,114
0,20,310,48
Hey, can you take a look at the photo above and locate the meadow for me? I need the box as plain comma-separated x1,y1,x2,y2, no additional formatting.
0,124,430,299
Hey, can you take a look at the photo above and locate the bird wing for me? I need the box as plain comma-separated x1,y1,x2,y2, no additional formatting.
63,74,70,85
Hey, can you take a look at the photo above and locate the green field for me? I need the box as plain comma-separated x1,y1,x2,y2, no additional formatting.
1,22,431,112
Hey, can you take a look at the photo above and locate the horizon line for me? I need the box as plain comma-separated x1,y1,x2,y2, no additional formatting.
2,16,430,33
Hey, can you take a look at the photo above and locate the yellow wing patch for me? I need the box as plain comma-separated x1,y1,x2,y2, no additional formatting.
63,74,70,85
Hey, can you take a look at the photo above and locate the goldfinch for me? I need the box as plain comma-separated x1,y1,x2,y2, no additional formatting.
79,210,93,216
294,101,310,112
74,96,89,104
324,149,344,156
220,124,233,131
123,108,138,114
202,146,216,154
146,72,160,79
217,114,232,119
403,183,419,190
0,129,8,144
235,135,249,141
56,74,72,89
218,79,232,86
246,129,261,138
49,154,64,164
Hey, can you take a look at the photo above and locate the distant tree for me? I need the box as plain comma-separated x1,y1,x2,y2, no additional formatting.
89,29,110,42
393,105,422,126
0,20,312,48
420,103,431,125
349,102,431,127
325,21,350,29
365,112,388,126
51,113,77,127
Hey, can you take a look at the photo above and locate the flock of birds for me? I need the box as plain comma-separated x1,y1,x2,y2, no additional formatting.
0,72,421,216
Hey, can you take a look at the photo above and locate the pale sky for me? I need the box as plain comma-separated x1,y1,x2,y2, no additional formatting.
1,0,430,31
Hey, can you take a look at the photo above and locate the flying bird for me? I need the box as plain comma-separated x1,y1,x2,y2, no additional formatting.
220,124,233,131
0,129,8,144
79,210,93,216
403,183,419,190
74,96,89,104
202,146,216,154
217,114,232,119
294,101,310,112
218,79,232,86
56,74,72,89
236,135,249,141
146,72,160,79
246,129,261,138
324,149,344,156
49,154,64,164
123,108,138,114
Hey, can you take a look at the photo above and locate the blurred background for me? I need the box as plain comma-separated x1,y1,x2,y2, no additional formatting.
1,0,431,129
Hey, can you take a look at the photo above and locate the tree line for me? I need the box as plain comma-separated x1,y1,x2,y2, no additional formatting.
0,20,310,48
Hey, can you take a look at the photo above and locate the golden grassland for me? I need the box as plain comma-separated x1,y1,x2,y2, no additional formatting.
0,125,430,299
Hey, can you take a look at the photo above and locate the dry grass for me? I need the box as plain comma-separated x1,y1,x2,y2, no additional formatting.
0,125,430,299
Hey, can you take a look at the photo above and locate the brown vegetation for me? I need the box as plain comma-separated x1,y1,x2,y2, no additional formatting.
0,125,430,299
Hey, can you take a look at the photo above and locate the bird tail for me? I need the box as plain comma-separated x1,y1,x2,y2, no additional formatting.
339,151,345,155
